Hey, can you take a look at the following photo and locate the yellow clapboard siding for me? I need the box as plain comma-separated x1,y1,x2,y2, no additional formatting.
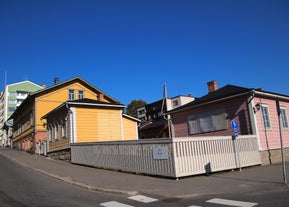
35,82,111,131
122,117,138,140
75,108,122,142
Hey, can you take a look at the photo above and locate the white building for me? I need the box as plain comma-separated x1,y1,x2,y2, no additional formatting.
0,81,43,147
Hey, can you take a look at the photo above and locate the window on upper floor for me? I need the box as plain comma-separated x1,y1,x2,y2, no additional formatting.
173,100,179,107
280,107,289,129
8,107,15,112
261,104,271,130
9,92,16,96
68,89,75,100
8,100,17,104
78,90,84,99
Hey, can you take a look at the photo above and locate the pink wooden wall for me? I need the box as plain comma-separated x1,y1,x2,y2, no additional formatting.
253,96,289,150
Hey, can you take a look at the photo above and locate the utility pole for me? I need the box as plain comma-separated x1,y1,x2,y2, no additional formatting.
276,97,287,185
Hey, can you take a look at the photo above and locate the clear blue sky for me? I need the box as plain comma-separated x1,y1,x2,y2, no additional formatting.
1,0,288,105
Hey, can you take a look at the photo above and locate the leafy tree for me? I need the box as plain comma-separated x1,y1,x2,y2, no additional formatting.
125,99,147,118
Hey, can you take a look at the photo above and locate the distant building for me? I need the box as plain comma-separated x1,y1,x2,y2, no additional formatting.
0,81,43,147
137,95,195,138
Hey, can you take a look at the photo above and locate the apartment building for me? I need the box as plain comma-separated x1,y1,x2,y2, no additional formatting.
137,95,194,138
0,81,43,146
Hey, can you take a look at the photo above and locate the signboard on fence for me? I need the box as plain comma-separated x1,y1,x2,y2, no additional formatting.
153,146,168,160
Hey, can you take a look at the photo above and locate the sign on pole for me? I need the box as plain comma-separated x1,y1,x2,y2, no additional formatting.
231,119,241,171
231,119,239,138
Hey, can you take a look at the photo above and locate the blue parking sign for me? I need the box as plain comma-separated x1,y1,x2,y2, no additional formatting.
231,119,239,137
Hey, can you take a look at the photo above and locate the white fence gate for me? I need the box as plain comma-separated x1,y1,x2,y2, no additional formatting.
71,135,261,178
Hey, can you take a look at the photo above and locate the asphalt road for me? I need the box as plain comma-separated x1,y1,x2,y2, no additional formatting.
1,152,289,207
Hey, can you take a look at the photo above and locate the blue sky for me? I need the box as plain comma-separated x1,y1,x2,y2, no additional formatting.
1,0,289,105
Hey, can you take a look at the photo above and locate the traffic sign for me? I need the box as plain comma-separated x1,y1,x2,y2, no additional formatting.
231,119,238,130
231,119,239,137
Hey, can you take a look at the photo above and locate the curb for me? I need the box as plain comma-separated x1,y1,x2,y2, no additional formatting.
0,151,138,196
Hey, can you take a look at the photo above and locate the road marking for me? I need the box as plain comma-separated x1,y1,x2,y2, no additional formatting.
206,198,258,207
128,195,158,203
100,201,134,207
188,205,203,207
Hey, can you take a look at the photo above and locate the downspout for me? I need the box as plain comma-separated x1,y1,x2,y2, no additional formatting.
248,90,261,150
33,98,37,153
120,110,124,141
66,103,74,144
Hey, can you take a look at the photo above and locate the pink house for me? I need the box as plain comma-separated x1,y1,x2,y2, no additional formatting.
167,81,289,165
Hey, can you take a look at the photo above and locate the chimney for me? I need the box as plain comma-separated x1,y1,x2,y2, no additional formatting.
97,93,104,101
41,83,46,88
54,77,59,85
207,80,218,93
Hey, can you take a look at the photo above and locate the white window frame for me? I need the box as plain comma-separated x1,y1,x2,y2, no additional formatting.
54,122,59,140
68,89,75,100
48,125,53,142
261,104,271,130
280,107,289,129
61,119,66,137
78,90,84,99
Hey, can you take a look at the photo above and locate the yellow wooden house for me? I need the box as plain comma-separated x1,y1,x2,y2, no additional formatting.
41,98,139,157
10,77,120,152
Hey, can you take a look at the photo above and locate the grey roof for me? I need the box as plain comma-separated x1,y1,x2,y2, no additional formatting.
167,85,253,114
41,98,125,119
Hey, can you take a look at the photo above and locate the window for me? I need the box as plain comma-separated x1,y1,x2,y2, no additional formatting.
48,125,53,142
61,119,66,137
173,100,179,107
280,107,289,129
188,108,227,134
68,89,75,100
8,100,17,104
8,107,15,112
78,90,84,99
261,104,271,129
54,122,59,140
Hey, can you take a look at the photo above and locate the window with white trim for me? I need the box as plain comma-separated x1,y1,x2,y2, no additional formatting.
280,107,289,129
78,90,84,99
61,119,66,137
48,125,53,142
54,122,59,140
68,89,75,100
261,104,271,129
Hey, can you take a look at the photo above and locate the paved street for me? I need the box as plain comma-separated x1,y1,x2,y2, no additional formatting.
0,148,289,206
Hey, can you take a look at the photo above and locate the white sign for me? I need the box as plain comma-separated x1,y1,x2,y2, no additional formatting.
153,146,168,160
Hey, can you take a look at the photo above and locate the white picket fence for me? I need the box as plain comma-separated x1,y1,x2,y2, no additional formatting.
71,135,261,178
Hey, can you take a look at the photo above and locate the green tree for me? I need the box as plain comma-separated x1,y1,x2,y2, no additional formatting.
125,99,147,118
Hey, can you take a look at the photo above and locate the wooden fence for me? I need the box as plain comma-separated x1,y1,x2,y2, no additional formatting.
71,135,261,178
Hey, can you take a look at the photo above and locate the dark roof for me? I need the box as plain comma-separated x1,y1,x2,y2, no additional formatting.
30,77,119,103
67,98,124,106
9,77,120,120
167,84,253,114
41,98,125,119
140,119,168,130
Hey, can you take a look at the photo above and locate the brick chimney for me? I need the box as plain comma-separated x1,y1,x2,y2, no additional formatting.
97,93,104,101
207,80,218,93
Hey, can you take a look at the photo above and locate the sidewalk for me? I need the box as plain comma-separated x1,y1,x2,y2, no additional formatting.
0,148,288,198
